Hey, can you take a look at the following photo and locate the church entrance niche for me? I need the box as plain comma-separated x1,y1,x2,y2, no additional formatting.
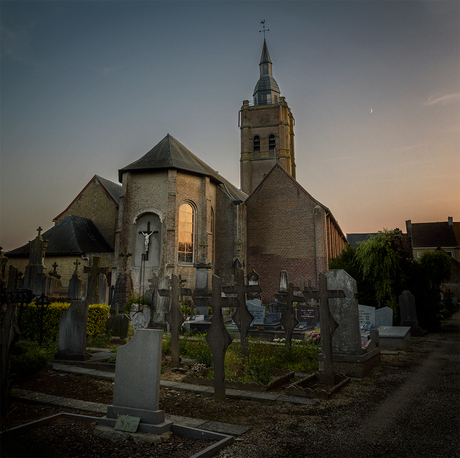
133,213,161,267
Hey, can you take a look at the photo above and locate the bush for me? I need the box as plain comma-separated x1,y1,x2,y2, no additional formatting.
9,341,49,380
181,334,213,367
16,302,110,341
124,293,149,315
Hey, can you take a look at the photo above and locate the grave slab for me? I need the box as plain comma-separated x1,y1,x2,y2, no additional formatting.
378,326,411,350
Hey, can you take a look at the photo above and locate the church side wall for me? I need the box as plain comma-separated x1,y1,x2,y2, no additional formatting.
54,178,118,248
247,166,319,304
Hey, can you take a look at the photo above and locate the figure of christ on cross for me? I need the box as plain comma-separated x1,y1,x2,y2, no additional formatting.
138,221,158,261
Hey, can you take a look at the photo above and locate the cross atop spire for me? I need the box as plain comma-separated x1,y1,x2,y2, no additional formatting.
259,20,269,39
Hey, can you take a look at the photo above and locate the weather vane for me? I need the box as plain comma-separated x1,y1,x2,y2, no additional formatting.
259,20,269,39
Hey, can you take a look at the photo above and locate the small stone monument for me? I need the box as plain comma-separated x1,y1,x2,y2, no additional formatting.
84,256,109,304
23,227,48,296
399,290,423,336
105,314,130,342
111,249,133,313
55,300,90,361
67,259,82,300
98,328,172,434
275,271,299,346
375,306,393,327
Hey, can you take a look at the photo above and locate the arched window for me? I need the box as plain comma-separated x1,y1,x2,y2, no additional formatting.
253,136,260,152
178,203,194,263
269,134,276,153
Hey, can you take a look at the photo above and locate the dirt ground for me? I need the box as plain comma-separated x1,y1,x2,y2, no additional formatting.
2,313,459,458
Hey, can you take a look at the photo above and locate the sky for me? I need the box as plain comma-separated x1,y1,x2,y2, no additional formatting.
1,0,459,252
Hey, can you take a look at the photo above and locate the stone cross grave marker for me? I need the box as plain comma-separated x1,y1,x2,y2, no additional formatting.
146,274,171,330
23,227,48,296
206,275,233,402
222,267,261,356
84,256,109,305
158,274,192,367
111,249,133,313
275,271,300,345
302,272,346,387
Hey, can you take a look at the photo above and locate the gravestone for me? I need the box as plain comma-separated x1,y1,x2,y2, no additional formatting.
378,326,411,350
399,290,423,336
106,314,129,341
98,274,109,304
130,303,151,332
55,300,90,361
375,306,393,327
99,328,172,434
147,274,170,329
7,265,18,291
23,227,48,296
67,259,82,300
84,257,109,305
294,303,319,327
358,304,376,330
275,272,300,346
246,299,265,324
111,249,133,313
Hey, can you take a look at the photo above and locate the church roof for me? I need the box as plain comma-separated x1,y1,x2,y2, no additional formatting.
53,175,122,222
119,134,246,201
7,215,113,257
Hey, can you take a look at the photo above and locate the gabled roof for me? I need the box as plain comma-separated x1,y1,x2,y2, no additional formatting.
7,215,113,257
119,134,246,201
346,233,378,248
53,175,122,222
409,220,459,248
246,163,347,242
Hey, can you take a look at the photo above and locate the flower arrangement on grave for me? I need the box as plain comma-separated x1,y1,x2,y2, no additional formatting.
306,328,321,343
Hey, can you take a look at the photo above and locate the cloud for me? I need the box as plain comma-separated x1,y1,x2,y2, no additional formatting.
424,93,460,106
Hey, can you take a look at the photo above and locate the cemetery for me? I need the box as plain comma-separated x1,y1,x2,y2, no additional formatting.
1,239,459,457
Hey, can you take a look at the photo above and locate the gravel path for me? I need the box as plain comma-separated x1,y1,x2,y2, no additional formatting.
219,313,460,458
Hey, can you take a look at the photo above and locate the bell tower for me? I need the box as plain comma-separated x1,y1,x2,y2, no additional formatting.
240,38,296,195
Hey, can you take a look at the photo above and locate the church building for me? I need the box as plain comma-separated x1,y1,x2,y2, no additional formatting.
5,38,347,304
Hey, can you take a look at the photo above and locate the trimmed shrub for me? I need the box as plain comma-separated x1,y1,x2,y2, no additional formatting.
87,304,110,336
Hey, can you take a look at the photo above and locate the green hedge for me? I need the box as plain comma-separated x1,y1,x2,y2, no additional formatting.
17,302,110,341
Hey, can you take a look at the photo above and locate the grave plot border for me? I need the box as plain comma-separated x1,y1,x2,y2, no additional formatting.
182,368,295,392
285,372,350,400
0,412,234,458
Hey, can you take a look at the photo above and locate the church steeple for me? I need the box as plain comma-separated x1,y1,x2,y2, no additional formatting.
253,40,280,106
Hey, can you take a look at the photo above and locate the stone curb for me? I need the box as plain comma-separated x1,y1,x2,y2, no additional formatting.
52,363,318,405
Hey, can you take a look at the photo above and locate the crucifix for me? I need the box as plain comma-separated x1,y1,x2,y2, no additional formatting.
138,221,158,261
302,272,346,387
158,274,192,367
222,267,261,357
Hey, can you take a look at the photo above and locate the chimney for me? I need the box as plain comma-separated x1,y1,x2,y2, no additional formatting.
448,217,453,226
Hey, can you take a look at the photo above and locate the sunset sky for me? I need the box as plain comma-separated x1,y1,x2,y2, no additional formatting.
1,0,459,252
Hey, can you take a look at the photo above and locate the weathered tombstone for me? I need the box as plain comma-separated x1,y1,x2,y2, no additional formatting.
67,259,82,300
7,265,18,291
23,227,48,296
130,303,151,332
399,290,423,336
294,303,319,328
55,300,90,360
111,249,133,313
246,299,265,324
159,274,192,367
84,256,109,304
206,275,233,402
358,304,376,330
98,328,172,434
105,314,129,342
247,268,261,300
375,306,393,327
148,275,170,329
269,301,287,315
46,262,67,297
98,273,109,304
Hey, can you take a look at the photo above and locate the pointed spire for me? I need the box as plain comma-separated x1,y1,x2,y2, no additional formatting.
253,39,280,106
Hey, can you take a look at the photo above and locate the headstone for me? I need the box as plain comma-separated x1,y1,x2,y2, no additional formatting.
7,265,18,291
247,268,261,299
23,227,48,296
55,300,90,360
399,290,423,336
148,275,170,329
196,306,209,316
269,300,287,315
275,272,299,346
375,306,393,327
67,260,82,300
358,304,376,330
111,249,133,313
99,328,172,434
130,303,151,332
294,303,319,327
106,314,129,340
246,299,265,324
84,256,109,305
98,274,109,304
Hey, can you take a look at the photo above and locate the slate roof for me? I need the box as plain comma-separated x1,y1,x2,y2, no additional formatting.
7,215,113,257
410,221,459,248
119,134,247,201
